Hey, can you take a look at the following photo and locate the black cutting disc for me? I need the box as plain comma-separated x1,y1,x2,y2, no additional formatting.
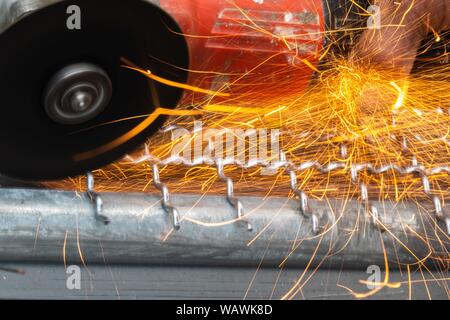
0,0,189,180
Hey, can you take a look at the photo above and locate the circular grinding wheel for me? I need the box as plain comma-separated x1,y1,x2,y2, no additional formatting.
0,0,189,181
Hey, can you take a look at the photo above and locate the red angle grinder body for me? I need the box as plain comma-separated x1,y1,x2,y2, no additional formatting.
161,0,326,102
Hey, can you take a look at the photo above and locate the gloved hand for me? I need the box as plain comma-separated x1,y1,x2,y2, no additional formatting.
353,0,449,74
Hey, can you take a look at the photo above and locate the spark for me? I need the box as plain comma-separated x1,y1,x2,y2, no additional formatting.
122,65,230,98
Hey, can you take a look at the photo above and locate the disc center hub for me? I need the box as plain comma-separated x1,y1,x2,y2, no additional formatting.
69,90,94,112
44,63,112,125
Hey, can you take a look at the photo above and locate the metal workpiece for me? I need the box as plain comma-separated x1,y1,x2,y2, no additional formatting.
0,188,446,268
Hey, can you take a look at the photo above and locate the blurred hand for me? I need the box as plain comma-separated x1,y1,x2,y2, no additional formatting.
353,0,449,74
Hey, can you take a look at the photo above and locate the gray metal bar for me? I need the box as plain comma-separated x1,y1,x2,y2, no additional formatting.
0,262,447,299
0,188,446,268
